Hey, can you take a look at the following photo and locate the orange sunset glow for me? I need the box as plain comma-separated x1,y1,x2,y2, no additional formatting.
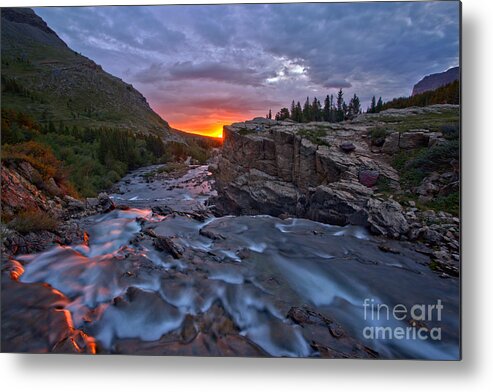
181,124,224,139
164,112,252,139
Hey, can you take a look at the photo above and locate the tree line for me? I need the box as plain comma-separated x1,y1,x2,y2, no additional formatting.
1,109,212,196
267,80,459,123
267,89,362,123
380,80,459,111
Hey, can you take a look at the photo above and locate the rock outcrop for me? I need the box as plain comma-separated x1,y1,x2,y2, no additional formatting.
211,105,460,261
211,117,408,237
1,161,115,257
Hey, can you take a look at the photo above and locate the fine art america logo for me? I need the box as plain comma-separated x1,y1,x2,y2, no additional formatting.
362,298,443,341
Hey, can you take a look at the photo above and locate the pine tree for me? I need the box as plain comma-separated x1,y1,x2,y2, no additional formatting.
369,96,376,113
348,94,361,119
311,97,321,121
336,89,345,122
295,101,302,122
302,97,311,123
376,97,383,113
323,95,331,121
275,108,290,121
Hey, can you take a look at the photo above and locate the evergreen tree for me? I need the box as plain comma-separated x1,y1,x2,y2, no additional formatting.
376,97,383,113
369,96,376,113
336,89,345,122
342,102,348,120
302,97,311,122
311,97,321,121
348,94,361,118
323,95,331,122
295,101,303,122
275,108,290,121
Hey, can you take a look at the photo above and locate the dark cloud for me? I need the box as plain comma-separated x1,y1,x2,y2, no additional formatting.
323,79,352,89
34,2,459,133
167,61,274,86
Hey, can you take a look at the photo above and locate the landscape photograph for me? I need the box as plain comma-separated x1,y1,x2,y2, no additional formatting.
0,2,460,359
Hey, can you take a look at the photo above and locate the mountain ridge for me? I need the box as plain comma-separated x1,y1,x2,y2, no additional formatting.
1,7,175,139
412,66,460,96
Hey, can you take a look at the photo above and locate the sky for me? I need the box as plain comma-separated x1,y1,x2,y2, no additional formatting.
35,1,460,138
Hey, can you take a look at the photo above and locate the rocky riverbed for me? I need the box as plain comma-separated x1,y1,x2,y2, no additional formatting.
1,163,460,358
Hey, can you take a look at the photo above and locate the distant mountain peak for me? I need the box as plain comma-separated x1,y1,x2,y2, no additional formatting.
412,66,460,96
1,8,60,37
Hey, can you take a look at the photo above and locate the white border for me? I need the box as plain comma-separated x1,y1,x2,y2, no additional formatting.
1,0,492,390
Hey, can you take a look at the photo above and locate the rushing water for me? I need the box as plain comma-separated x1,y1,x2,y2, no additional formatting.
2,165,460,358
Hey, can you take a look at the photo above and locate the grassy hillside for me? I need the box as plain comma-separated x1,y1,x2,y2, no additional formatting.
1,8,172,137
1,8,218,200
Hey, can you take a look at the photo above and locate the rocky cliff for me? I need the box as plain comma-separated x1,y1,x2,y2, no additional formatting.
1,8,173,137
1,159,116,255
211,105,460,273
412,67,460,96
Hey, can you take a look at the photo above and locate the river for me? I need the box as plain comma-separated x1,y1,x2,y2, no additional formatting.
1,164,460,358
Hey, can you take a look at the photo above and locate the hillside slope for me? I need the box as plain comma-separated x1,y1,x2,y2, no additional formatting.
1,8,172,137
412,66,459,96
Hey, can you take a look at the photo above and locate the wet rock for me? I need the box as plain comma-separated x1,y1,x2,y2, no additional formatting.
199,227,226,240
152,205,174,215
180,314,198,344
52,331,97,354
154,236,184,258
287,306,378,359
98,192,115,212
1,277,96,354
378,244,401,254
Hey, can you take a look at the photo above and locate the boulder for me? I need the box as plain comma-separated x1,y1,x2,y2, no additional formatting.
98,192,115,212
64,195,85,211
358,169,380,187
85,197,99,209
339,142,356,153
382,132,400,154
367,199,409,238
306,182,371,226
399,131,429,149
154,236,184,258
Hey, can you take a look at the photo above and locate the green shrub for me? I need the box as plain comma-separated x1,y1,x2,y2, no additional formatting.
408,140,459,173
8,209,59,234
238,127,254,136
440,123,460,140
298,127,330,146
369,127,388,143
426,191,460,216
2,141,65,181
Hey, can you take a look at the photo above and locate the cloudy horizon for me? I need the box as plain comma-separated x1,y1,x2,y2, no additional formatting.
35,2,460,137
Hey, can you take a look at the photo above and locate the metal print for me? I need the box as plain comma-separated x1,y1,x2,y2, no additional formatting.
0,2,461,359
